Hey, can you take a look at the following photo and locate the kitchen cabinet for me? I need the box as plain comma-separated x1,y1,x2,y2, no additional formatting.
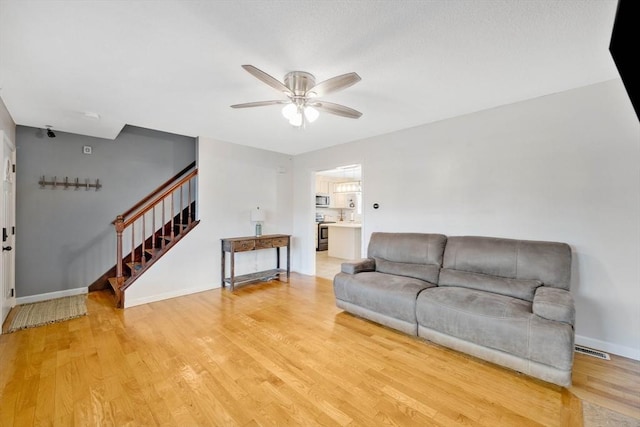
333,192,358,209
327,223,361,259
333,192,346,208
315,176,332,195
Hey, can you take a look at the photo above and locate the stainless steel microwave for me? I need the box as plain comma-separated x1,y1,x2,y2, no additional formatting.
316,194,330,207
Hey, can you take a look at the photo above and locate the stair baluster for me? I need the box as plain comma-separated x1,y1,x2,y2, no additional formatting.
170,192,175,241
161,198,166,250
187,180,192,225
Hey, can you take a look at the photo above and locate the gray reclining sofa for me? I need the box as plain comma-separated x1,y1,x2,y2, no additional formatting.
333,232,575,387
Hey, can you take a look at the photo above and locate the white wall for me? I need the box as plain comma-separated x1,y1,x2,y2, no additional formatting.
126,137,293,307
0,97,15,143
293,79,640,359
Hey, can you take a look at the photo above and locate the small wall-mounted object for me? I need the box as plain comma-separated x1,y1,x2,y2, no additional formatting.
83,145,92,154
39,176,102,191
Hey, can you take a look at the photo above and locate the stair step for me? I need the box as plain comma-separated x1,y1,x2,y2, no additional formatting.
108,276,129,290
126,262,144,272
145,248,161,256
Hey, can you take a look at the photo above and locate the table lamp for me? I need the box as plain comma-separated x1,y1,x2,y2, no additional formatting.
250,207,265,236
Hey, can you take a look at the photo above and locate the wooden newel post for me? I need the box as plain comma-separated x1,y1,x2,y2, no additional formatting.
115,215,125,283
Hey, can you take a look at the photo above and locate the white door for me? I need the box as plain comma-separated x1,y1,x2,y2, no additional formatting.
1,131,16,326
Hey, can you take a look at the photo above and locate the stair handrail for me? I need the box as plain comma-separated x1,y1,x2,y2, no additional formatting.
114,160,196,223
118,169,198,228
112,162,198,307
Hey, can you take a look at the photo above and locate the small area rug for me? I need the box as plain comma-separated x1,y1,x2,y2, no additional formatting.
7,294,87,333
583,401,640,427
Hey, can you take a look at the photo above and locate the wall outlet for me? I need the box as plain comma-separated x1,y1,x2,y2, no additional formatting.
83,146,92,155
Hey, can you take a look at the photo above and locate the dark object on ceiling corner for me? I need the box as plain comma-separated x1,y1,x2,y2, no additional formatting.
609,0,638,121
46,128,56,138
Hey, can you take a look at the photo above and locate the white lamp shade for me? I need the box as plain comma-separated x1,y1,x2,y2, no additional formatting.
250,207,265,222
289,111,302,127
282,104,297,120
304,106,319,123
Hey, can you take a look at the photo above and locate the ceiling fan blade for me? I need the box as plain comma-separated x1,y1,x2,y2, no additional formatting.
306,72,361,97
241,65,293,96
230,100,290,108
312,101,362,119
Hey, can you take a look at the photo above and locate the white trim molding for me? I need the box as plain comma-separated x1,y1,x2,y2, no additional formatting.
124,285,215,308
575,334,640,361
15,287,88,305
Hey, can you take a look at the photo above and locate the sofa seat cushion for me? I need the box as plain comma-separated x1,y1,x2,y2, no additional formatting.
416,287,574,371
333,271,436,324
439,268,542,302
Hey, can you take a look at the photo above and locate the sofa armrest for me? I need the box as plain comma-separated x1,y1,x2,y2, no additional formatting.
533,287,575,325
341,258,375,274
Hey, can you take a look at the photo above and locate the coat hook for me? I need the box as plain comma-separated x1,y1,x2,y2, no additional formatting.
38,175,103,190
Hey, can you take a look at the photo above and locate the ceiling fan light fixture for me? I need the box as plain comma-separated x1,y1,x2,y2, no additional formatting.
304,106,319,123
282,103,297,120
289,110,303,127
232,65,362,127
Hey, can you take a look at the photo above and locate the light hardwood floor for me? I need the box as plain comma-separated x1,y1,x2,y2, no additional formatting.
1,274,638,426
315,251,344,280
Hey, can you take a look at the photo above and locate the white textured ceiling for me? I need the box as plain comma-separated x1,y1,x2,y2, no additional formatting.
0,0,620,155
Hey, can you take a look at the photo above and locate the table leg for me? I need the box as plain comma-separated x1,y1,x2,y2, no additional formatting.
286,239,290,279
230,249,235,291
221,242,225,287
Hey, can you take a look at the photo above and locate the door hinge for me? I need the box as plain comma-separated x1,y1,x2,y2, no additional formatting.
10,289,14,297
2,227,6,242
12,164,15,173
12,226,15,235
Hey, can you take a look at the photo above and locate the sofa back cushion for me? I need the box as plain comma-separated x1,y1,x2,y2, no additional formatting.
442,236,572,290
368,232,447,283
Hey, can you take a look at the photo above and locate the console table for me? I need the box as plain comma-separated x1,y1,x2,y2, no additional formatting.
220,234,291,291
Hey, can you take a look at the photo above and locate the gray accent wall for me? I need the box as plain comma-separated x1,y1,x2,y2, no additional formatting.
16,125,195,298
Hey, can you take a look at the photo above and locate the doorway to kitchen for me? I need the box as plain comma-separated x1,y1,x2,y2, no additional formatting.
314,164,362,280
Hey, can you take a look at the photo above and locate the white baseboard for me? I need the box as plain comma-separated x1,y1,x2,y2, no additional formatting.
16,287,88,305
575,334,640,361
124,284,217,308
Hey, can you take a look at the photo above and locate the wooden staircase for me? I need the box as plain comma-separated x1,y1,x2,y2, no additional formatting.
107,162,199,308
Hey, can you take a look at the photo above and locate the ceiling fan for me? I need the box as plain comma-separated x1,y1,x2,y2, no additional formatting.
231,65,362,127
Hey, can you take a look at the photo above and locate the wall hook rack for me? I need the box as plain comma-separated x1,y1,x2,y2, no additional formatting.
39,176,102,191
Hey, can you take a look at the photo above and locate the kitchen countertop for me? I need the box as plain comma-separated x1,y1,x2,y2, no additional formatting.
327,222,361,228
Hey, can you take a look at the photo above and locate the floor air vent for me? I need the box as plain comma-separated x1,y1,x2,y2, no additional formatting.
575,345,610,360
